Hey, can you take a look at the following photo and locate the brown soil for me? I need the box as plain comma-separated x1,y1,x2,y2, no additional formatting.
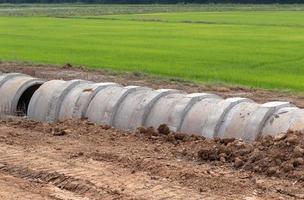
2,61,304,107
140,126,304,180
0,118,302,199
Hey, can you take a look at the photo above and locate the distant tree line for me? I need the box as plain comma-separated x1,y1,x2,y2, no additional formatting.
1,0,303,4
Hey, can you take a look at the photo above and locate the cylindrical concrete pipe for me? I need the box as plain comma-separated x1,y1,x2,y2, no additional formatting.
216,101,293,142
0,73,44,116
58,82,118,121
8,74,303,143
144,92,221,132
84,83,299,142
261,107,304,137
113,88,180,130
86,85,151,126
180,97,252,138
28,79,87,122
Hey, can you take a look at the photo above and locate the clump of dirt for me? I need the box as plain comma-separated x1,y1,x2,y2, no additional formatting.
137,125,202,144
157,124,170,135
62,63,73,69
52,127,71,136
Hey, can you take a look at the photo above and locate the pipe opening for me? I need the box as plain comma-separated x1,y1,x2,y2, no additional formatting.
17,84,42,116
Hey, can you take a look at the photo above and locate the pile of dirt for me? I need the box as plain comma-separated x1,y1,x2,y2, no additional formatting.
136,125,304,180
197,132,304,179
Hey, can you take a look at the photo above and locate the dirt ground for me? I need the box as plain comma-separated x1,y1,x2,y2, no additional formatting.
0,119,302,199
0,62,304,199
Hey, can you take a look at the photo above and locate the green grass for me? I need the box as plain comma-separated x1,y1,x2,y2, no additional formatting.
1,4,304,91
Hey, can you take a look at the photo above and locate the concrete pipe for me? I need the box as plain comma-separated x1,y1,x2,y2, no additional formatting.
180,97,251,138
217,101,293,142
58,82,118,121
144,92,221,132
3,73,303,143
0,73,44,116
86,85,150,125
261,107,304,137
28,79,86,122
113,89,180,130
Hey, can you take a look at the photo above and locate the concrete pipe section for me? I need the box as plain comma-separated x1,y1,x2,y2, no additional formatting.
180,97,252,138
58,82,118,121
86,85,150,126
261,107,304,137
28,79,87,122
113,88,180,130
0,73,44,116
217,101,293,142
145,92,221,132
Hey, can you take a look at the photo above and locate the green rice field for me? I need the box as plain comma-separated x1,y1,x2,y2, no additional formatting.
1,4,304,91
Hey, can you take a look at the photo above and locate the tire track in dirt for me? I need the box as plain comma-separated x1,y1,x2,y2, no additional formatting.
0,173,87,200
0,162,110,200
0,144,207,200
0,174,51,200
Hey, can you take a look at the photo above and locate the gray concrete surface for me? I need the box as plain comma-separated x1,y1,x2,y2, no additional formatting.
0,73,44,116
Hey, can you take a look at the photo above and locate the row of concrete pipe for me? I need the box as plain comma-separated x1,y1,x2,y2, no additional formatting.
1,73,304,142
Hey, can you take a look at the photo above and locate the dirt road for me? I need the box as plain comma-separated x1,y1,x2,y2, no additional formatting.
0,119,302,199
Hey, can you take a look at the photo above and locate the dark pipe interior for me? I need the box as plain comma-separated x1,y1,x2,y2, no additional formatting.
16,84,42,116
